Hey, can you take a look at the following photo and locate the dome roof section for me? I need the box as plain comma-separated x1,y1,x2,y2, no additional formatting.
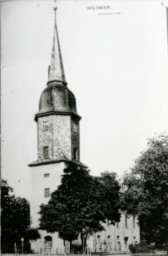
39,82,77,114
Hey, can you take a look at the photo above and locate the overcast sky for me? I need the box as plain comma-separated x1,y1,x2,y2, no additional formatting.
1,0,168,199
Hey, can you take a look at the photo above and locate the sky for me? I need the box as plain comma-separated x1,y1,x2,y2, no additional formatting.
1,0,168,199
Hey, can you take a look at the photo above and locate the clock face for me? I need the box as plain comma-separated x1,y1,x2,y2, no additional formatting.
73,123,78,133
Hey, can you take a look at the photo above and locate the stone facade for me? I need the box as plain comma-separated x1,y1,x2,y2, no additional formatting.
37,115,72,162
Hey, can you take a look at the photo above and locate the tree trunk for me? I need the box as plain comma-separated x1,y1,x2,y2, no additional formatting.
81,233,87,254
70,240,72,254
63,240,66,255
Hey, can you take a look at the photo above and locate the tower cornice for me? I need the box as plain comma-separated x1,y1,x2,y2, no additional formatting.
35,111,81,122
28,158,87,168
47,80,67,87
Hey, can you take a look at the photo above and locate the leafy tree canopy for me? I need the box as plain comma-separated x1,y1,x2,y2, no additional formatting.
99,171,121,223
122,134,168,247
1,179,40,253
39,164,120,245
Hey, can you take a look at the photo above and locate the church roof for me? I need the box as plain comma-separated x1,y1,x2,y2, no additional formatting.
38,82,77,115
48,6,66,83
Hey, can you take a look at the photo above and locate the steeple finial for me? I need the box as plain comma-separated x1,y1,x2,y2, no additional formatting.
48,1,66,84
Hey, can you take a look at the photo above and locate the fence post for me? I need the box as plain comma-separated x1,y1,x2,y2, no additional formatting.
14,242,17,255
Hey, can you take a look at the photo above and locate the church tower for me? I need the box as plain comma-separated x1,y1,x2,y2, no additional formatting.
35,6,80,164
29,5,140,254
29,6,83,253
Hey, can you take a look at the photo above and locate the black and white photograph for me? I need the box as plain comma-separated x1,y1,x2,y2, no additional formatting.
1,0,168,255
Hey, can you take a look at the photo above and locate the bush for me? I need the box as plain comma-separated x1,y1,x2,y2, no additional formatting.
129,241,155,254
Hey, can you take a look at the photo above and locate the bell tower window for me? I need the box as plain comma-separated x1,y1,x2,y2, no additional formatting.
43,121,48,131
43,146,49,159
74,147,78,161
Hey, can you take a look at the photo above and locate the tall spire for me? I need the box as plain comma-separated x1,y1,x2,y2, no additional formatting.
48,4,66,84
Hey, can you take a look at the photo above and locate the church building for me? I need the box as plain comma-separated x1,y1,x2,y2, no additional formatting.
29,6,140,254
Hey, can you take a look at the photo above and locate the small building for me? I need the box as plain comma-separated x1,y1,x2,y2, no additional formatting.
29,5,140,254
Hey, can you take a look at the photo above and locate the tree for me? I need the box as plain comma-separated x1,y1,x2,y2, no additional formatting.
1,180,40,253
99,171,121,224
122,134,168,247
39,163,120,251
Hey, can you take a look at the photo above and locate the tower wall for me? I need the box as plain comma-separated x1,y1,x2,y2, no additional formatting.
37,115,72,162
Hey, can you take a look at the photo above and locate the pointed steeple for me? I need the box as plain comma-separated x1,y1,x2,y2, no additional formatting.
48,6,66,84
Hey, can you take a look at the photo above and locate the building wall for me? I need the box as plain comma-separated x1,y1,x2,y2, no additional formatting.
87,214,140,253
30,161,71,253
37,115,71,162
31,230,66,254
30,161,140,253
30,162,67,228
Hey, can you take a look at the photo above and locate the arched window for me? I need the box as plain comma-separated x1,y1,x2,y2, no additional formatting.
44,236,52,249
